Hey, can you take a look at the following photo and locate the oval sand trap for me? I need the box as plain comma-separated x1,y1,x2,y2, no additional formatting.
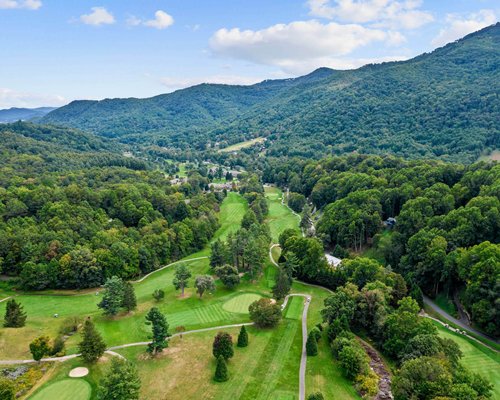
223,293,262,314
69,367,89,378
30,379,91,400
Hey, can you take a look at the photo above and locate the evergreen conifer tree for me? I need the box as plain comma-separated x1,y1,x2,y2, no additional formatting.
3,299,27,327
98,358,141,400
237,325,248,347
214,355,228,382
79,319,106,363
122,282,137,312
145,307,169,355
306,331,318,356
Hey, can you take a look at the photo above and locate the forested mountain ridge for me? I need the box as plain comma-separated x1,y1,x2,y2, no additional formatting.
41,68,335,148
41,24,499,162
0,107,57,123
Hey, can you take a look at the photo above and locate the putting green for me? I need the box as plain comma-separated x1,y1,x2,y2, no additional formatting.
30,379,91,400
222,293,263,314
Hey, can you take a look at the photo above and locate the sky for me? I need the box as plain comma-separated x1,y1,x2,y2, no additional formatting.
0,0,498,108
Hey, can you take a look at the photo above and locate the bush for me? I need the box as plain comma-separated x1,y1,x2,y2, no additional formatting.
213,332,234,360
306,332,318,356
338,342,370,380
50,335,66,356
249,298,282,328
152,289,165,302
307,392,324,400
59,316,81,335
0,377,15,400
355,370,379,398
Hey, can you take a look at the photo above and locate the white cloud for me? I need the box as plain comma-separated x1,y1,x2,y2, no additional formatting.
0,0,41,10
159,75,264,91
432,9,497,47
80,7,115,26
0,88,67,108
307,0,433,30
210,20,405,74
127,10,174,30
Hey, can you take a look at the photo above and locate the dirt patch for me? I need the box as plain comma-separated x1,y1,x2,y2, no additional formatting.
69,367,89,378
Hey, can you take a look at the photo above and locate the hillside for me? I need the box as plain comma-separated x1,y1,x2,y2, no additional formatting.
0,122,147,178
41,24,500,162
0,107,57,123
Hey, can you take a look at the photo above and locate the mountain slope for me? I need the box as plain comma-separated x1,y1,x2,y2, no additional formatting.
0,107,57,123
0,122,147,176
41,24,500,162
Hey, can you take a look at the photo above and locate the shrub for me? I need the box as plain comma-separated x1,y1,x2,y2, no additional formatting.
355,370,379,398
213,332,234,360
59,316,82,335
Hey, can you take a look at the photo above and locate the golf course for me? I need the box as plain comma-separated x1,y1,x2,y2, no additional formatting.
1,188,498,400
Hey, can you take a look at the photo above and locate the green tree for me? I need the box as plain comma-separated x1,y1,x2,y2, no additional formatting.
145,307,169,355
237,325,248,347
214,355,229,382
173,264,192,297
3,299,27,328
29,336,50,362
210,239,228,268
249,298,282,328
241,209,258,230
213,332,234,360
152,289,165,302
97,276,124,316
79,319,106,363
215,264,240,289
272,266,291,300
306,331,318,356
338,342,369,380
98,358,141,400
122,282,137,312
195,275,216,298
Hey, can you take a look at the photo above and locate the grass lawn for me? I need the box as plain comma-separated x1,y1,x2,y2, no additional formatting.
434,322,500,399
265,186,300,242
29,379,91,400
219,138,265,153
284,296,303,320
222,293,263,313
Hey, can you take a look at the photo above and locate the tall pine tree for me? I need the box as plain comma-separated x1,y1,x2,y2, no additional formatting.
122,282,137,312
272,267,291,300
98,276,124,316
79,319,106,363
3,299,27,328
146,307,169,355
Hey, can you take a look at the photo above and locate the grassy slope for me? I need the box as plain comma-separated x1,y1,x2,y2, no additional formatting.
434,322,500,399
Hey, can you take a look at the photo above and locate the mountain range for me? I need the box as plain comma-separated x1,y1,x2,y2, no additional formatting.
0,107,57,123
41,23,500,163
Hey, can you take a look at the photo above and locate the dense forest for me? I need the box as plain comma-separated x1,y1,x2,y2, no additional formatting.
0,123,222,290
265,154,499,336
41,24,499,163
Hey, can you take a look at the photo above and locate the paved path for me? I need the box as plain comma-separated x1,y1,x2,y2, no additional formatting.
0,296,12,303
423,295,498,345
131,256,208,283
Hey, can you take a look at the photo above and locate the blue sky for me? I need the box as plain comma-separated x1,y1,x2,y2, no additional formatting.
0,0,498,108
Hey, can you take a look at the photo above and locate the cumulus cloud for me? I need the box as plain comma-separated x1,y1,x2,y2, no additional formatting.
431,9,497,47
210,20,406,74
0,88,67,108
0,0,41,10
307,0,433,30
80,7,115,26
160,75,264,91
128,10,174,29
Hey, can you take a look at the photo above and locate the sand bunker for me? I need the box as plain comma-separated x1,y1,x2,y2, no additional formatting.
69,367,89,378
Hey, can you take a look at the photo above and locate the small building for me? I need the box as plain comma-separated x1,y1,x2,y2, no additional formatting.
325,254,342,268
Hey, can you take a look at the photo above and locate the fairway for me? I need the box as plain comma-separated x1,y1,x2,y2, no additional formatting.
284,296,303,320
219,137,265,152
265,187,300,242
435,323,500,399
222,293,262,313
29,379,91,400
